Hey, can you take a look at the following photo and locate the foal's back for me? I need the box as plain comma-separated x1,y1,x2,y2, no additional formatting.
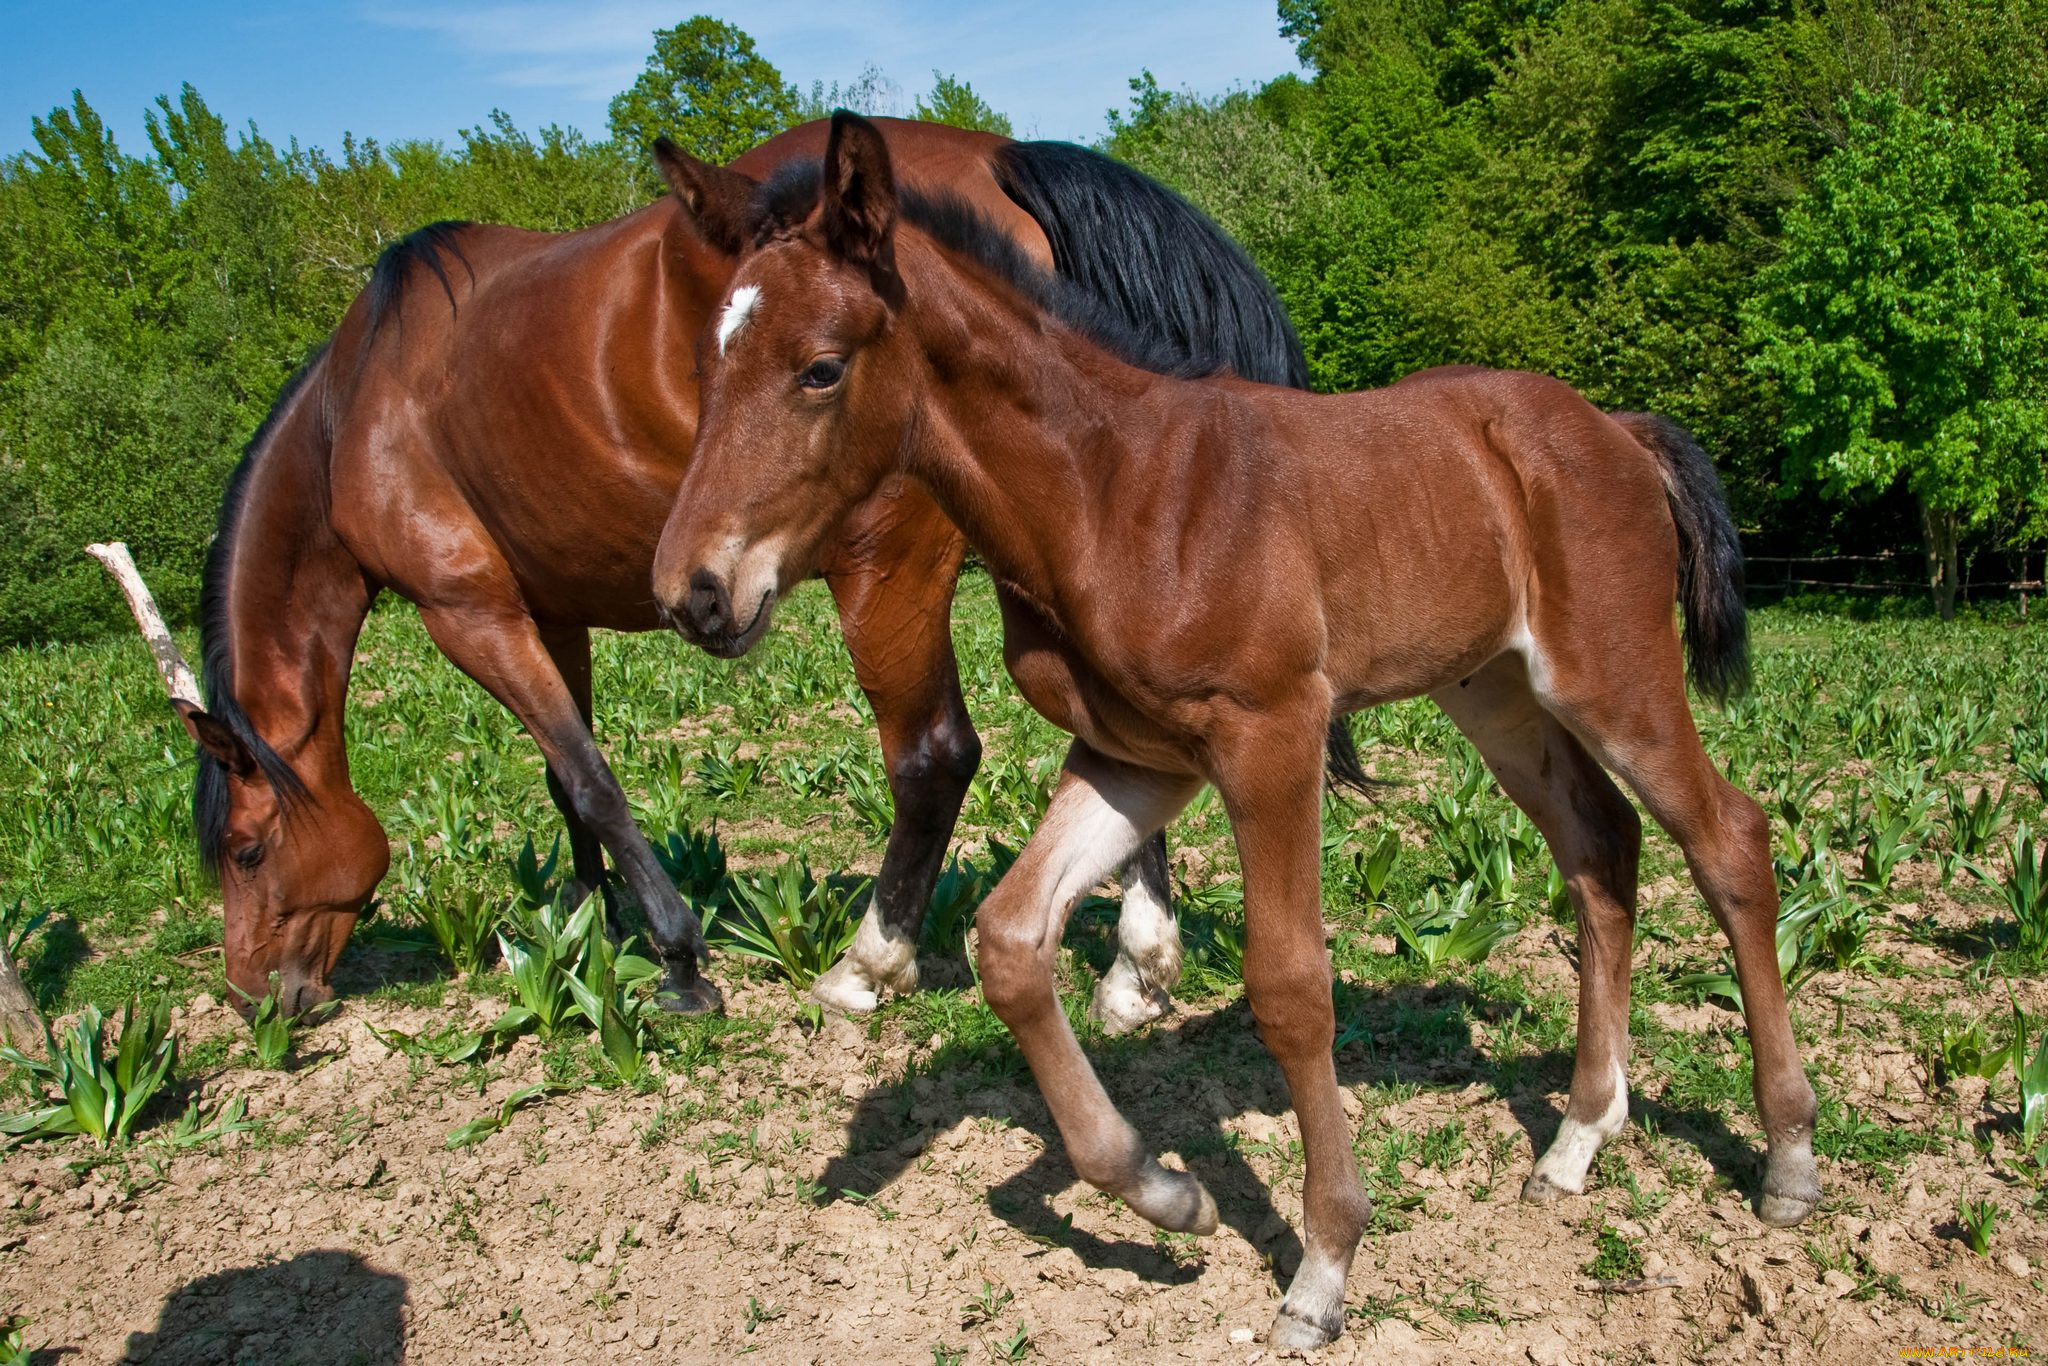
1256,367,1680,708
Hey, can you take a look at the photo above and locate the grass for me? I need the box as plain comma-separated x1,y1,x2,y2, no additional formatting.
3,582,2048,1294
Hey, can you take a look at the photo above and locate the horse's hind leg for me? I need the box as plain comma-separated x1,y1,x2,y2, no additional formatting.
811,492,981,1013
976,743,1212,1229
1541,633,1820,1227
1090,832,1180,1035
1434,658,1642,1202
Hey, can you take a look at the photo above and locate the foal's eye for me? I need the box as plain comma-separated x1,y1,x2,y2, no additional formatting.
232,844,265,872
798,357,846,391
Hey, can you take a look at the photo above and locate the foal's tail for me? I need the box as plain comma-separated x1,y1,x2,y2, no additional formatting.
1611,412,1751,704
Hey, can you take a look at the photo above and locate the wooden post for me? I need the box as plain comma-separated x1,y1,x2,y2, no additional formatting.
0,936,44,1056
84,542,202,702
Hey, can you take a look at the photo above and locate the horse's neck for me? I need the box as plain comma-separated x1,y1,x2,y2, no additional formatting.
904,286,1180,613
217,384,373,780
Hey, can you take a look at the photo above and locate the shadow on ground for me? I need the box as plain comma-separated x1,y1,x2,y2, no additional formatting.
121,1249,406,1366
820,973,1767,1293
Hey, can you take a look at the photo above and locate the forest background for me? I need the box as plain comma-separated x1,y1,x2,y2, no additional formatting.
2,0,2045,643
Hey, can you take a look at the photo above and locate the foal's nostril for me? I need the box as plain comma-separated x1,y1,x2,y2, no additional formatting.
686,568,731,637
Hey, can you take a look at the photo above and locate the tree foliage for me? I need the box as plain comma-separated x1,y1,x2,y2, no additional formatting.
915,73,1013,136
1745,90,2048,615
1109,0,2048,611
2,6,2044,641
605,16,800,165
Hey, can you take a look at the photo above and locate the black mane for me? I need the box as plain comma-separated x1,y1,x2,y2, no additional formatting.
192,349,324,878
363,220,475,345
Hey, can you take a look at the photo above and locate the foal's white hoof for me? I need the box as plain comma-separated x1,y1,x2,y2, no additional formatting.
1268,1304,1342,1352
1090,966,1171,1036
1128,1164,1218,1235
1757,1192,1818,1227
1520,1168,1582,1205
810,955,913,1015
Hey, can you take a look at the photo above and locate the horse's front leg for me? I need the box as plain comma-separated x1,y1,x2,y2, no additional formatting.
1089,832,1181,1034
1215,711,1373,1350
811,488,981,1013
417,603,720,1014
976,742,1211,1228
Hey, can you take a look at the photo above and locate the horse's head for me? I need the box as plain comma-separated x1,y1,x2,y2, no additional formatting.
180,700,388,1017
652,112,918,658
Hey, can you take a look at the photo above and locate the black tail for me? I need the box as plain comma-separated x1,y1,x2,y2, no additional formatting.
994,141,1368,782
1612,412,1751,704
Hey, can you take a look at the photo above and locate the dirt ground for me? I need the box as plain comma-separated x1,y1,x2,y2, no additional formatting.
5,911,2045,1366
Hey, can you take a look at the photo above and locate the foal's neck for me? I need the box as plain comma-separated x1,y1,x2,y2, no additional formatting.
901,254,1188,611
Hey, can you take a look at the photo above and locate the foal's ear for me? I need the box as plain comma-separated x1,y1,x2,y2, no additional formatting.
821,111,900,298
652,138,757,256
172,699,256,778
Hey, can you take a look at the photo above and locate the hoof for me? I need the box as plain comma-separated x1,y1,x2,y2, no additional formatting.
1127,1163,1217,1235
656,969,724,1016
1090,973,1171,1036
1520,1169,1580,1204
810,959,882,1015
1758,1144,1821,1227
1268,1304,1341,1352
1757,1192,1817,1227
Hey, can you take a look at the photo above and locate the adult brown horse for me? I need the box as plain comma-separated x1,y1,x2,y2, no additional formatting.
172,116,1315,1018
653,114,1821,1348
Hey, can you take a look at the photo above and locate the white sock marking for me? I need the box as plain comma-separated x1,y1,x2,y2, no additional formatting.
1533,1055,1629,1193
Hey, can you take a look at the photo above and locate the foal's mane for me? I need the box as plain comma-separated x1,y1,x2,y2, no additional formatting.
745,158,1217,381
192,349,325,877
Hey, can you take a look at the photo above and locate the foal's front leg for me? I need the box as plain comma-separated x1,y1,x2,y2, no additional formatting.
1216,719,1374,1350
974,743,1213,1230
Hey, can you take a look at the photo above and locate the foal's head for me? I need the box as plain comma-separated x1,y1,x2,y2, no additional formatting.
652,113,920,657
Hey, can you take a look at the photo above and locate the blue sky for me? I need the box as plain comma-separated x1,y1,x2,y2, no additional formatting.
3,2,1302,158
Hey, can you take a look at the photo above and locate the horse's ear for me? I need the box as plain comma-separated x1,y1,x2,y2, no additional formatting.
821,111,900,298
172,699,256,778
653,138,757,256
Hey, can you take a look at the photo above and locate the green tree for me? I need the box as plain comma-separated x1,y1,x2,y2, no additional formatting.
795,64,900,122
1745,89,2048,618
606,16,798,168
914,73,1012,136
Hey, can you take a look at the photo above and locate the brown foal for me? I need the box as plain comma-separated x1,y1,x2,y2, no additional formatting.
652,114,1820,1347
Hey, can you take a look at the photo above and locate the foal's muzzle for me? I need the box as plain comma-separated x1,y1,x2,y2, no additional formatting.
667,567,771,659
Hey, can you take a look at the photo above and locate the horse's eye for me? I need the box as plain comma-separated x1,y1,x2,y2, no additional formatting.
232,844,265,872
798,357,846,391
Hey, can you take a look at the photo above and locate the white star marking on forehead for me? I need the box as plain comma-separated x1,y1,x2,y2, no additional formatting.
716,284,761,355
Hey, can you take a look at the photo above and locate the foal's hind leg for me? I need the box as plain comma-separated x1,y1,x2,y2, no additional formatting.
1435,659,1643,1202
1090,833,1181,1035
1543,640,1820,1226
975,744,1214,1231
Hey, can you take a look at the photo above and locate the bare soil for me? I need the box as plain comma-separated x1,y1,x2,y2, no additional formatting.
5,908,2045,1366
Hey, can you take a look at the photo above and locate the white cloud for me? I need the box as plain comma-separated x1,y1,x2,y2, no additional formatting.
356,0,1300,142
